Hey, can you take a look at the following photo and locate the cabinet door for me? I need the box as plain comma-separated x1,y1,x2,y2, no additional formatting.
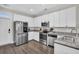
48,13,55,27
54,43,79,54
28,20,35,27
28,32,39,41
32,32,39,41
65,7,76,27
54,12,60,27
34,18,41,27
59,10,66,27
28,32,34,41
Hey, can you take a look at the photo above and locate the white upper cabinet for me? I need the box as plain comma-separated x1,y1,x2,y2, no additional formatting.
34,7,77,28
54,12,60,27
33,18,41,27
59,10,66,27
54,7,76,27
41,15,49,22
47,12,60,27
47,13,55,27
34,16,43,27
65,7,76,27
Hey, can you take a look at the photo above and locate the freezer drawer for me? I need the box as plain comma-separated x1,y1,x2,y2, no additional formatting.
15,34,22,45
15,33,28,46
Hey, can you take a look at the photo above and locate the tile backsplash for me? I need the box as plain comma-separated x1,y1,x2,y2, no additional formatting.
53,27,76,33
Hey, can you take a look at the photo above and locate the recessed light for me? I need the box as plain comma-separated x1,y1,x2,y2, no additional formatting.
30,9,34,11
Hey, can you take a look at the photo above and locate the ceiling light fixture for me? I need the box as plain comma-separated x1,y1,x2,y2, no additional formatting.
30,9,34,12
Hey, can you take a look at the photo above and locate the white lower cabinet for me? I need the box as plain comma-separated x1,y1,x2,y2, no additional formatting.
28,32,39,41
54,43,79,54
28,32,34,41
32,32,39,41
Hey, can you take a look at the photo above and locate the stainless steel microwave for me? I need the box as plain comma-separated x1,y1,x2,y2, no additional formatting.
41,22,49,27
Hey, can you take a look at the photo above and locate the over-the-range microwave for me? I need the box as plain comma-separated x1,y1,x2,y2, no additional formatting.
41,22,49,27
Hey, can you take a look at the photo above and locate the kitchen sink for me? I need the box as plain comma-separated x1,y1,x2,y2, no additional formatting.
59,35,76,43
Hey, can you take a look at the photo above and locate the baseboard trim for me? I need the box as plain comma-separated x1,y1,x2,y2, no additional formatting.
0,43,14,47
0,39,51,48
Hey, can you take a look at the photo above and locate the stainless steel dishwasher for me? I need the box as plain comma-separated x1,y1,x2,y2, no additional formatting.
47,34,57,47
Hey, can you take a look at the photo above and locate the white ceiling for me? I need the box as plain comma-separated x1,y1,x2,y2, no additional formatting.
0,4,77,17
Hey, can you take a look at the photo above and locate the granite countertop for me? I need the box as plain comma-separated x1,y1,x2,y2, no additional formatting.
48,31,78,37
53,31,77,35
54,39,79,50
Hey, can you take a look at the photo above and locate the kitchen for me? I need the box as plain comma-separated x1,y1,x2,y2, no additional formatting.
0,4,79,54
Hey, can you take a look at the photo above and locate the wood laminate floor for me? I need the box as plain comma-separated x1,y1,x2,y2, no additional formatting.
0,40,54,54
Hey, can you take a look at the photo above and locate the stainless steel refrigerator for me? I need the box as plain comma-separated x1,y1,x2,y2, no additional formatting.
14,21,28,46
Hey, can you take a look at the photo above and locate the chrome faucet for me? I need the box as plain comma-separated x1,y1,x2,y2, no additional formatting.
71,28,76,33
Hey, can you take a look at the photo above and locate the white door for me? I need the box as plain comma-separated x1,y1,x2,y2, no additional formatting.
0,18,13,45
